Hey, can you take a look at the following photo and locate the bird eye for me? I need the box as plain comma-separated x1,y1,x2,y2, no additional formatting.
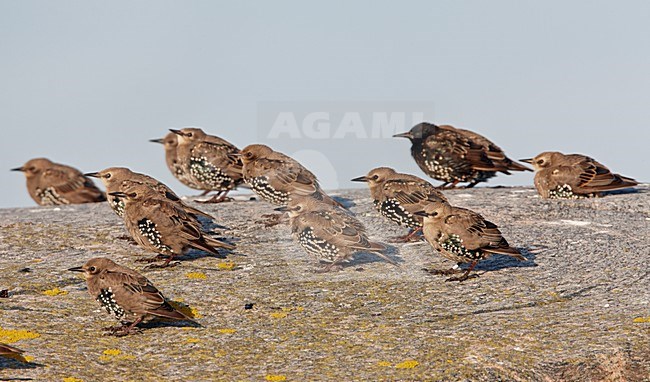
245,152,253,158
89,266,96,272
105,173,111,179
536,159,544,165
187,132,193,137
372,175,379,180
431,212,438,216
28,166,36,172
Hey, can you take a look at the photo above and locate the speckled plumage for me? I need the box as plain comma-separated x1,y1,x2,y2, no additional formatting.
69,258,191,335
172,128,244,201
241,144,341,207
522,152,638,199
394,123,531,188
417,201,525,281
86,167,212,220
284,196,395,270
112,183,234,265
12,158,106,206
353,167,448,231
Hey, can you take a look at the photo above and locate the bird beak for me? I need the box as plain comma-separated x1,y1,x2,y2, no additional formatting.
519,158,533,164
393,131,413,139
84,172,100,178
10,167,24,172
274,206,289,212
108,191,128,197
414,211,428,217
351,176,369,182
68,266,84,272
149,138,164,144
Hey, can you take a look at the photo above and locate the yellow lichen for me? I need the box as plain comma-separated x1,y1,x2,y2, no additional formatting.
185,337,201,343
168,301,202,319
43,287,68,296
395,359,419,369
265,375,287,381
217,328,236,334
633,316,650,323
0,327,41,343
377,361,392,367
103,349,122,356
185,272,207,280
270,312,288,319
62,378,84,382
99,348,135,362
217,262,236,270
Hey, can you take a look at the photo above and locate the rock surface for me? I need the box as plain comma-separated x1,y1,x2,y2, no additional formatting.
1,187,649,381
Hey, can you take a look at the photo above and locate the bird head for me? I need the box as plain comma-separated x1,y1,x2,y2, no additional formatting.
240,144,273,164
351,167,396,189
68,257,116,279
414,201,450,221
85,167,134,188
170,127,206,144
520,151,561,171
393,122,438,141
150,132,178,150
11,158,53,178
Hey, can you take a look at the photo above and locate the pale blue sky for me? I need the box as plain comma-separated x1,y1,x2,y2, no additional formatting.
2,1,648,208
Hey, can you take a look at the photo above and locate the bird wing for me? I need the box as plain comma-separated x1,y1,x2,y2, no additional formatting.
301,210,381,251
424,129,500,172
387,179,448,208
571,156,638,192
148,198,204,242
192,141,243,177
41,166,105,202
254,157,322,196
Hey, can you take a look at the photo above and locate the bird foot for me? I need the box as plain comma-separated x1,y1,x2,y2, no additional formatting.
445,273,479,282
315,263,344,273
144,261,181,269
102,324,142,336
422,267,464,276
136,254,169,263
258,213,287,227
197,194,233,204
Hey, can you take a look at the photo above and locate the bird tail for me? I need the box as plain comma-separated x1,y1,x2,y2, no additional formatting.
366,241,398,266
506,160,533,172
182,204,214,220
485,245,527,261
149,301,196,322
189,236,235,257
0,343,24,356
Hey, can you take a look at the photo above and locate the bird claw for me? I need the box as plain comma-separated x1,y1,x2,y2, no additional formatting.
445,273,479,282
422,267,462,276
144,261,181,269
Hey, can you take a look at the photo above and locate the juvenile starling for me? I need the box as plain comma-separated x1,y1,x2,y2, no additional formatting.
111,183,234,266
0,343,24,357
172,128,244,202
11,158,106,206
150,133,203,191
415,202,525,282
69,257,192,336
85,167,212,220
521,152,639,199
352,167,448,242
280,196,396,271
394,123,531,188
241,144,340,207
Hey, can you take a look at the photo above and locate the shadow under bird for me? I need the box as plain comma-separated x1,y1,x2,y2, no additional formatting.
393,122,531,188
521,151,639,199
171,127,244,202
11,158,106,206
241,144,341,207
110,183,234,267
279,195,397,272
150,132,203,190
352,167,448,242
85,167,212,220
415,201,525,282
69,257,194,336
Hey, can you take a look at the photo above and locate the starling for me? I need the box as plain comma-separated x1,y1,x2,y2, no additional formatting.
415,201,525,282
150,132,204,191
69,257,193,336
11,158,106,206
521,152,639,199
241,144,341,207
171,128,244,202
111,183,234,266
352,167,448,242
85,167,212,220
0,343,24,357
280,196,396,271
393,123,531,188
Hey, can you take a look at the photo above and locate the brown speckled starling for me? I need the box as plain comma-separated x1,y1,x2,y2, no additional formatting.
352,167,448,242
111,183,234,266
241,144,341,207
172,128,244,202
394,123,531,188
415,202,525,282
150,133,204,191
11,158,106,206
85,167,212,220
0,343,23,357
281,196,396,271
69,257,193,336
521,152,639,199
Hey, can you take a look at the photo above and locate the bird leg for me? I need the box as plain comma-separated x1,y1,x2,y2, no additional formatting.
198,191,233,204
436,182,450,189
110,317,144,337
390,227,423,243
315,262,344,273
136,254,169,263
199,190,211,196
465,180,480,188
423,267,463,276
445,260,479,282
